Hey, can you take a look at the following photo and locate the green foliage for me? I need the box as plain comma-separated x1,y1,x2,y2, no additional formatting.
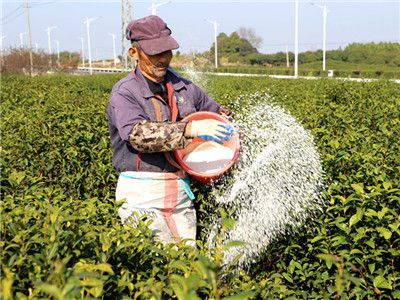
238,42,400,67
203,37,400,78
210,32,258,64
342,43,400,65
1,74,399,298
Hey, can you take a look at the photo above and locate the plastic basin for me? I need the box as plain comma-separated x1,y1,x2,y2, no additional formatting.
174,111,240,184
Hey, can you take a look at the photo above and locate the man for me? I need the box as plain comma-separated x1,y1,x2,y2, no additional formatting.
107,15,232,245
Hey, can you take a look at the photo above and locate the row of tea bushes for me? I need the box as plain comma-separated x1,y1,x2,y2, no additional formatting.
1,74,399,298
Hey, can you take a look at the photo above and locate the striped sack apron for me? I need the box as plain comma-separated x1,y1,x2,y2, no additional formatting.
116,170,196,245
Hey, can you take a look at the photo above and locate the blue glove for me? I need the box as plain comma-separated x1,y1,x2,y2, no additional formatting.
190,119,234,144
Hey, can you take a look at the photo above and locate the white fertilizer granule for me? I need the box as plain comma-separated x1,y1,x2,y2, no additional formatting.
182,142,235,174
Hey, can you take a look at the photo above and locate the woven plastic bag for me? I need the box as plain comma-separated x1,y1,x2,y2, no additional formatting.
116,171,196,245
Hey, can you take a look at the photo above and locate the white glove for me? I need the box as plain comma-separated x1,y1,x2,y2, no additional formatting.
190,119,234,144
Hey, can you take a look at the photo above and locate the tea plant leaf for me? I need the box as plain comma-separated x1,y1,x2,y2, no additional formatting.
373,275,392,290
222,217,235,230
8,170,26,185
392,290,400,299
80,277,104,287
316,254,341,262
368,263,375,274
377,207,389,220
351,183,365,195
382,182,392,190
282,272,293,283
349,208,364,228
36,284,63,300
74,262,114,274
376,227,392,240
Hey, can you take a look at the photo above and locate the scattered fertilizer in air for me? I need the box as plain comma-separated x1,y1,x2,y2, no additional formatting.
182,66,209,90
181,69,324,268
207,91,325,267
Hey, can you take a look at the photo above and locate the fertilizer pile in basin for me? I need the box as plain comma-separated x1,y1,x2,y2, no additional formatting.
182,141,235,174
206,91,325,267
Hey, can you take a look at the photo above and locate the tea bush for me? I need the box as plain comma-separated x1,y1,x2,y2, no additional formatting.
1,74,399,299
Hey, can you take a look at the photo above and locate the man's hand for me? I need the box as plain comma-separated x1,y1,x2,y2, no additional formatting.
187,119,234,144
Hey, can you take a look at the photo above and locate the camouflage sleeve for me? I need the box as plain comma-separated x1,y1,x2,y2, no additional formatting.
128,120,193,153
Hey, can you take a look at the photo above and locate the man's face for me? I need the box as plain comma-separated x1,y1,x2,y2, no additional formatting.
131,46,173,82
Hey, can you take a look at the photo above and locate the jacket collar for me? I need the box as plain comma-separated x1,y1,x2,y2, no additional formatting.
133,66,185,99
165,67,185,91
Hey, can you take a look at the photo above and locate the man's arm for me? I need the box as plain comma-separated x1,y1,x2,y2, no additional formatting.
129,120,193,153
110,90,195,153
129,118,232,152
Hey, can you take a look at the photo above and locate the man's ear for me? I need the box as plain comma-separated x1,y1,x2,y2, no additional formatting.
129,47,139,60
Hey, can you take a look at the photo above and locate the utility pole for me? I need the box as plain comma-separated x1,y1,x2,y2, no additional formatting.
25,0,34,76
0,36,6,64
322,4,327,71
19,32,27,47
46,26,57,67
84,17,99,75
122,0,133,70
54,39,60,67
79,37,85,67
286,44,289,68
0,36,6,52
109,33,117,68
1,36,6,48
311,1,329,71
148,1,171,15
206,19,219,69
294,0,299,78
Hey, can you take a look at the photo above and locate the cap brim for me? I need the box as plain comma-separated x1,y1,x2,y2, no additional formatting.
139,35,179,55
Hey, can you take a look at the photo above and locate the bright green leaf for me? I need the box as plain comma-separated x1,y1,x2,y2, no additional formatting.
376,227,392,240
373,275,392,290
351,183,365,194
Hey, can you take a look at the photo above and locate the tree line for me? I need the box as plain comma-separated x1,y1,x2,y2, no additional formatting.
207,30,400,67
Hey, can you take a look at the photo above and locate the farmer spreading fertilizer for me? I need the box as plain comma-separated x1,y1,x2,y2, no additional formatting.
106,15,234,245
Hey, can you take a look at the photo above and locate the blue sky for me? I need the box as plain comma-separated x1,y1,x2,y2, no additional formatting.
1,0,399,59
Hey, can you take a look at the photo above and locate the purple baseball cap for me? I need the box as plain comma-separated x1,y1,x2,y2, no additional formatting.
125,15,179,55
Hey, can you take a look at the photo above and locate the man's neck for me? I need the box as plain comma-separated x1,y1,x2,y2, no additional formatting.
143,73,164,83
143,74,167,98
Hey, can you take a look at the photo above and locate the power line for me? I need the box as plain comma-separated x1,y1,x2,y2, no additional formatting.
1,2,54,24
2,4,24,22
33,1,55,5
30,1,56,8
2,10,25,25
